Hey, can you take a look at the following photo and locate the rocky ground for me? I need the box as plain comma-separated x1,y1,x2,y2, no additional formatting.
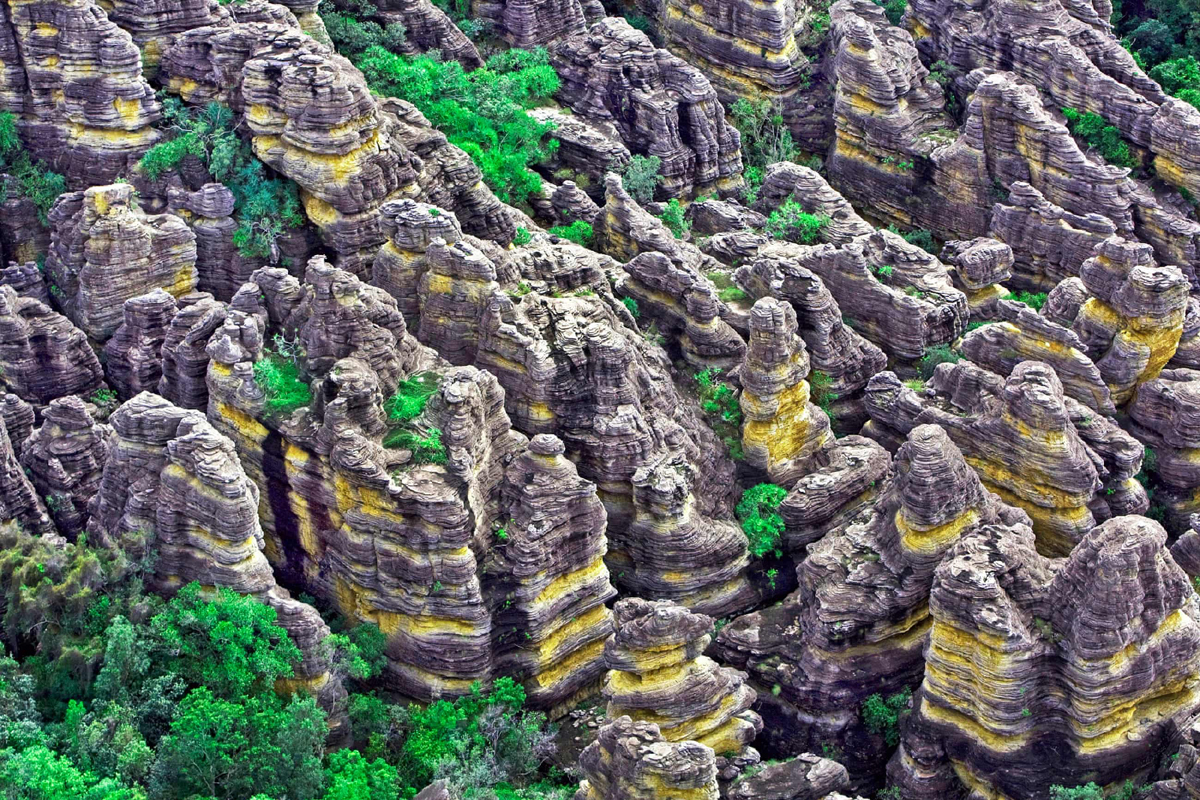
3,0,1200,796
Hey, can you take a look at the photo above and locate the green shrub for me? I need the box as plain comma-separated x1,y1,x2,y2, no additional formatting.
622,296,640,318
658,198,689,239
354,48,559,204
887,225,937,254
735,483,788,559
547,220,593,246
695,367,744,459
622,154,663,204
730,98,798,173
382,428,448,464
860,688,911,747
513,226,532,245
0,111,68,226
1061,107,1139,169
1048,784,1104,800
917,344,962,380
253,351,312,415
873,0,906,25
383,372,440,424
765,200,828,244
1010,291,1048,310
718,286,747,303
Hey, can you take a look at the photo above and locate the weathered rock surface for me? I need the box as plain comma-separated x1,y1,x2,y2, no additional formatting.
716,424,1024,787
0,286,104,407
740,297,832,484
104,289,179,400
475,0,586,47
166,183,261,302
372,199,464,324
941,238,1013,317
1128,368,1200,531
158,292,226,410
0,262,49,306
21,396,108,537
603,598,761,756
727,754,853,800
550,18,744,199
1,0,160,185
416,237,499,367
476,287,756,617
889,516,1200,798
574,715,720,800
45,183,197,342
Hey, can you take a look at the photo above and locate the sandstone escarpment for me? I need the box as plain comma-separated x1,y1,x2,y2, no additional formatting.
716,424,1023,787
45,183,197,342
550,17,744,199
21,395,108,538
889,515,1200,798
1,0,160,184
739,297,832,484
603,598,762,758
416,237,500,367
104,290,179,400
86,391,347,735
473,0,587,47
475,287,757,617
0,412,53,537
0,285,104,407
574,715,720,800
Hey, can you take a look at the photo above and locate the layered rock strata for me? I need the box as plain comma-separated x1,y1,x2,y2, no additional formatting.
550,18,744,199
716,424,1024,787
574,715,720,800
158,293,226,410
0,286,104,407
45,183,197,342
21,396,108,537
104,290,179,400
889,516,1200,798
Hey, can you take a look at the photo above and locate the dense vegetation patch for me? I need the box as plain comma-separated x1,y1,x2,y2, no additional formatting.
765,200,829,244
735,483,788,559
546,220,593,246
622,155,663,204
253,350,313,416
138,100,305,260
0,111,68,225
353,47,560,205
1061,107,1139,170
860,688,911,747
694,368,744,459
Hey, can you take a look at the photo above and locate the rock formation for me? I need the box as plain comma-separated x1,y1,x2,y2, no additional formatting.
550,17,744,199
373,199,464,324
716,424,1025,786
889,516,1200,798
0,286,104,407
158,292,226,410
104,290,179,400
574,715,720,800
21,396,108,537
166,183,260,302
45,183,197,342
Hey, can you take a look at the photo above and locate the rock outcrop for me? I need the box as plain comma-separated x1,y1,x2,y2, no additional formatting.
1128,368,1200,532
740,297,832,484
45,183,197,342
104,289,179,400
574,715,720,800
1,0,160,184
603,598,762,757
0,286,104,407
889,516,1200,798
372,199,464,324
716,425,1025,787
86,391,347,736
166,183,260,303
158,293,226,410
21,396,107,538
550,17,744,199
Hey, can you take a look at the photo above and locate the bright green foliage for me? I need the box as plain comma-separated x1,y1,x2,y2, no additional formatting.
1150,56,1200,108
145,583,301,700
384,372,441,424
382,428,448,464
1136,446,1158,487
139,100,304,259
1061,107,1139,169
860,688,911,747
918,344,962,380
1010,291,1048,310
325,624,386,682
0,745,146,800
695,368,744,459
353,48,559,204
657,198,689,239
61,699,153,786
147,688,326,800
718,286,747,303
513,227,532,245
391,678,555,794
887,225,937,254
319,0,406,57
547,220,593,246
0,111,68,226
765,201,828,244
873,0,906,25
1048,784,1104,800
622,296,640,318
321,750,398,800
736,484,787,559
253,351,312,415
622,155,663,203
730,98,798,174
